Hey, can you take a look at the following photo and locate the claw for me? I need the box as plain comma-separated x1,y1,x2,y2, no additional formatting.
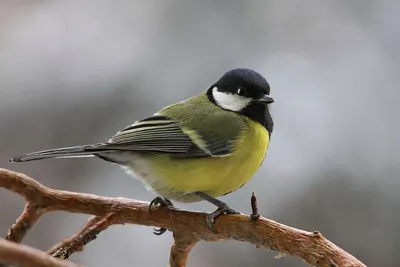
148,196,175,236
153,227,168,235
149,196,172,213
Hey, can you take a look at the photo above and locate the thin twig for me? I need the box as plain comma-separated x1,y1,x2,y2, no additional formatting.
5,203,44,243
51,213,117,259
47,215,102,255
250,192,260,221
0,168,367,267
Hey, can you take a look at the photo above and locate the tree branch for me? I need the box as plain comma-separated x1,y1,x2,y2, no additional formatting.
0,168,366,266
0,239,80,267
170,232,200,267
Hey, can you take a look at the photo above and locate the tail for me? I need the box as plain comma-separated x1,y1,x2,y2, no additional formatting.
10,144,104,162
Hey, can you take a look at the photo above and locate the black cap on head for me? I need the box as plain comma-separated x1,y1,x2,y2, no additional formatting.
213,68,271,98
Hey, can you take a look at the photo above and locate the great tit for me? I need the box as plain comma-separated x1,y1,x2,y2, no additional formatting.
10,68,274,233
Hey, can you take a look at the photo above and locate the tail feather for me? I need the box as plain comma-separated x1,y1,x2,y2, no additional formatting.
10,144,100,162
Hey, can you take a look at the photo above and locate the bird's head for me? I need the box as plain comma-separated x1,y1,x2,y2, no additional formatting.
207,68,274,133
207,68,274,112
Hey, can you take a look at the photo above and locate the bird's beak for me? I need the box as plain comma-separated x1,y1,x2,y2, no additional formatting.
256,95,275,104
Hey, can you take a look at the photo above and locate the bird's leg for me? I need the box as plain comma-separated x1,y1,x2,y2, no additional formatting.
149,196,175,235
195,192,240,230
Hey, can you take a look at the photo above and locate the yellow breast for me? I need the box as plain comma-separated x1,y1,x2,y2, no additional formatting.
137,119,269,202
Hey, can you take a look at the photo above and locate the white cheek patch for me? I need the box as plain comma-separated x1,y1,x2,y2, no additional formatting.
212,87,252,111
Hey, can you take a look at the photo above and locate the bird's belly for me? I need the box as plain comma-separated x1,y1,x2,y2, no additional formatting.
125,122,270,202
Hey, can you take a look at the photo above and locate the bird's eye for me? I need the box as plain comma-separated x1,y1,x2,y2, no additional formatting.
237,88,247,96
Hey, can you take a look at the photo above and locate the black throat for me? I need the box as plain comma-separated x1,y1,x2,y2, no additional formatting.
207,88,274,135
241,102,274,136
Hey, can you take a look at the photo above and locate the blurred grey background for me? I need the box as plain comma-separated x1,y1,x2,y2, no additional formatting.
0,1,399,266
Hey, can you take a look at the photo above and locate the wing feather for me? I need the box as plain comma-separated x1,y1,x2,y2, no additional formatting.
105,116,211,157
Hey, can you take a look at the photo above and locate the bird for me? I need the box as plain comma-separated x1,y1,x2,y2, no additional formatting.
10,68,274,234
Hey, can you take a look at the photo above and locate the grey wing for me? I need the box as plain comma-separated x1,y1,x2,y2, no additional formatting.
96,115,210,158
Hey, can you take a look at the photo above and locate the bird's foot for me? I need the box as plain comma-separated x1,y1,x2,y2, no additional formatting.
148,196,174,236
206,203,240,230
149,196,174,212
